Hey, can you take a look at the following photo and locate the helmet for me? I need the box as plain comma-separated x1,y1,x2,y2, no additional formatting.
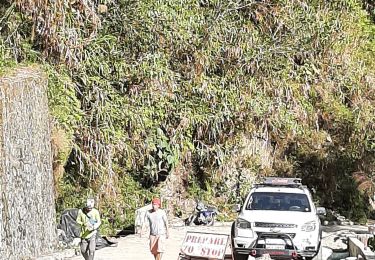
86,198,95,209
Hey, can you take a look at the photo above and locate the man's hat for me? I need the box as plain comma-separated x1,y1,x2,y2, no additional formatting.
152,198,161,206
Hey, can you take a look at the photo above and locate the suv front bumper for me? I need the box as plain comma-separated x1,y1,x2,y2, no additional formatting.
233,229,320,258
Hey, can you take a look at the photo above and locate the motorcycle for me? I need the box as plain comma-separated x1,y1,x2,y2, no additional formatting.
185,201,218,226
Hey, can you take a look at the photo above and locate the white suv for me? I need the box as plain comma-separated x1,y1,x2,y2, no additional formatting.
231,178,325,260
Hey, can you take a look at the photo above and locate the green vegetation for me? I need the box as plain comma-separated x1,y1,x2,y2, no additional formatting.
1,0,375,232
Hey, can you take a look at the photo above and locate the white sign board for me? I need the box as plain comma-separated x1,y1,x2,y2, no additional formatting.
180,232,229,259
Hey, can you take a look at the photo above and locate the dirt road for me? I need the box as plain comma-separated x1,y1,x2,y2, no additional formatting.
67,222,363,260
68,223,232,260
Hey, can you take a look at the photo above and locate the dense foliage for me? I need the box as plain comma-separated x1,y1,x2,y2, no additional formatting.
1,0,374,231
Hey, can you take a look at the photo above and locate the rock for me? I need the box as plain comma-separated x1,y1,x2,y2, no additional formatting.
34,249,75,260
322,230,353,251
170,217,185,227
321,246,333,259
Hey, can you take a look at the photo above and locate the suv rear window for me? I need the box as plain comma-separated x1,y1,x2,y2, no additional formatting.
246,192,311,212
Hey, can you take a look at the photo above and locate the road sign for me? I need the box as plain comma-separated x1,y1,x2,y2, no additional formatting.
179,231,229,260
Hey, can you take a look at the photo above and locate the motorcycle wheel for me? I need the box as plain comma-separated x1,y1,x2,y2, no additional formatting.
206,216,215,226
185,215,196,226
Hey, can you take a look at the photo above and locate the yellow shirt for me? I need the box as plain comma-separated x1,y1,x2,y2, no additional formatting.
76,208,101,239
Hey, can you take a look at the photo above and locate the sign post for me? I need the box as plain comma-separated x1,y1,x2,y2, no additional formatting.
179,231,230,260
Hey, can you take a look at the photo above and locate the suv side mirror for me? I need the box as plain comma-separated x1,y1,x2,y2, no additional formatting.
233,204,241,213
316,207,326,216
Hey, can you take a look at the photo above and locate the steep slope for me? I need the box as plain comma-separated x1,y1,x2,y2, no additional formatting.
0,0,374,230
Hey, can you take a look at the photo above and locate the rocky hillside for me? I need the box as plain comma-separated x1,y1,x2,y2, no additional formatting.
0,0,374,232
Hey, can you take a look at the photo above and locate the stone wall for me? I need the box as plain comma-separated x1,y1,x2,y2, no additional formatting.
0,67,56,260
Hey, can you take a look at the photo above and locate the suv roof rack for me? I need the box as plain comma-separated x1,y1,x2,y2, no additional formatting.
255,177,303,188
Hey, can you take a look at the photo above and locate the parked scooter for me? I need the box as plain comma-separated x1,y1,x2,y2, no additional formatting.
185,201,218,226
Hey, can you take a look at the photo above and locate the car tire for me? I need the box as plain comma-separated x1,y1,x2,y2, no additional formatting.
207,216,215,226
232,252,249,260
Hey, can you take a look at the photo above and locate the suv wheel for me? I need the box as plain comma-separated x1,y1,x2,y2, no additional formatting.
185,215,196,226
207,216,215,226
233,253,249,260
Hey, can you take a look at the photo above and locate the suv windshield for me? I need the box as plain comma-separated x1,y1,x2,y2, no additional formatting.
246,192,311,212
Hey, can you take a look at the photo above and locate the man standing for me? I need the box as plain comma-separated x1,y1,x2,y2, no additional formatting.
143,198,169,260
76,198,101,260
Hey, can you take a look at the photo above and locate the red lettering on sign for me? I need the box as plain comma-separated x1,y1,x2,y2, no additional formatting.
214,238,223,245
182,233,228,258
212,249,220,256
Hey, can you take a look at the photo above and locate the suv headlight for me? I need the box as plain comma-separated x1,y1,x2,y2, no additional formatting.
301,221,316,232
236,218,251,229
